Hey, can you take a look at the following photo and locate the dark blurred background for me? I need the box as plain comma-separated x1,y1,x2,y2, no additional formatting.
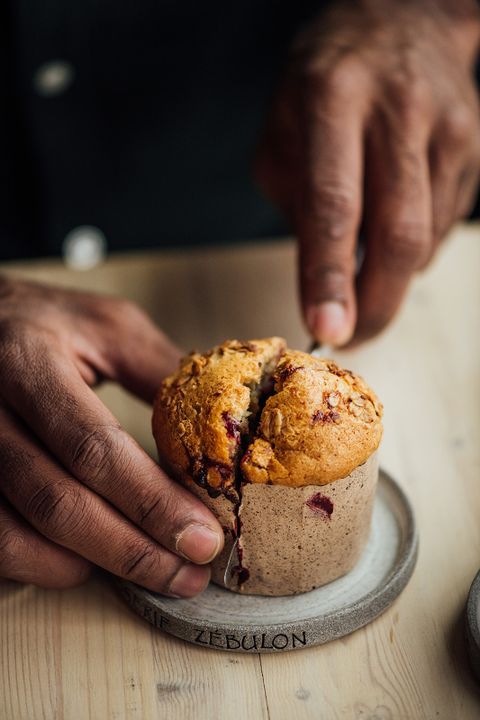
1,1,479,262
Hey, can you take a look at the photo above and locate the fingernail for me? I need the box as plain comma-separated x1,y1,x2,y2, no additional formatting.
176,523,222,564
168,563,211,598
306,302,351,346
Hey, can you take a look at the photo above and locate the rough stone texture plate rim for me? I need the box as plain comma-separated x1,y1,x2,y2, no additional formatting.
466,569,480,682
117,468,418,653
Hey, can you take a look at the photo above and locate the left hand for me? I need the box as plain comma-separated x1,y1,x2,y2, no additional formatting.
0,278,224,595
256,0,480,346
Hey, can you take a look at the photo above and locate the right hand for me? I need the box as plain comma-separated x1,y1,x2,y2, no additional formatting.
0,277,224,596
256,0,480,346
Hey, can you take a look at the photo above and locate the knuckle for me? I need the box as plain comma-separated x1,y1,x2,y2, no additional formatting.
135,487,182,530
69,424,124,483
135,492,166,527
25,482,87,540
442,107,476,146
387,73,431,121
119,541,160,583
302,58,361,100
100,296,146,327
306,183,360,240
302,261,350,300
0,526,29,575
380,223,430,273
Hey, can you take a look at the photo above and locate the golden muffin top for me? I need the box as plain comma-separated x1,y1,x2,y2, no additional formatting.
152,338,383,497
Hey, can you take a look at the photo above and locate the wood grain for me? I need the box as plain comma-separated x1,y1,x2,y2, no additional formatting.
1,224,480,719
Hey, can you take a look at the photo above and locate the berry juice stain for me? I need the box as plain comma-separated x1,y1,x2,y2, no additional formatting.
230,535,250,585
222,411,240,440
231,566,250,584
306,493,334,519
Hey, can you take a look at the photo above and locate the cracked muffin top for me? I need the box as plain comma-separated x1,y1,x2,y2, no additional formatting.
152,338,383,492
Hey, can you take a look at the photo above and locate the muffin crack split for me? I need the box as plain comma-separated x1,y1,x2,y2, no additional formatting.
153,338,383,596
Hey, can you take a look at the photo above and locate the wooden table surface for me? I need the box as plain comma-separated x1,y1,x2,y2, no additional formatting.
0,224,479,720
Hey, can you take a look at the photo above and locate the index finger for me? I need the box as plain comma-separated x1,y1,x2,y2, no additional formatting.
297,64,369,346
0,336,224,565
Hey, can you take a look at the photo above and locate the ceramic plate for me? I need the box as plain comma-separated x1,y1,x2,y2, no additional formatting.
117,468,418,653
466,569,480,681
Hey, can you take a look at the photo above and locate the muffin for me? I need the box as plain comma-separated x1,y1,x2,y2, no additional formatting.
152,338,383,596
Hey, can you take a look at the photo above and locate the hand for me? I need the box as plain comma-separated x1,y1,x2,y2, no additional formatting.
0,277,224,595
256,0,480,345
